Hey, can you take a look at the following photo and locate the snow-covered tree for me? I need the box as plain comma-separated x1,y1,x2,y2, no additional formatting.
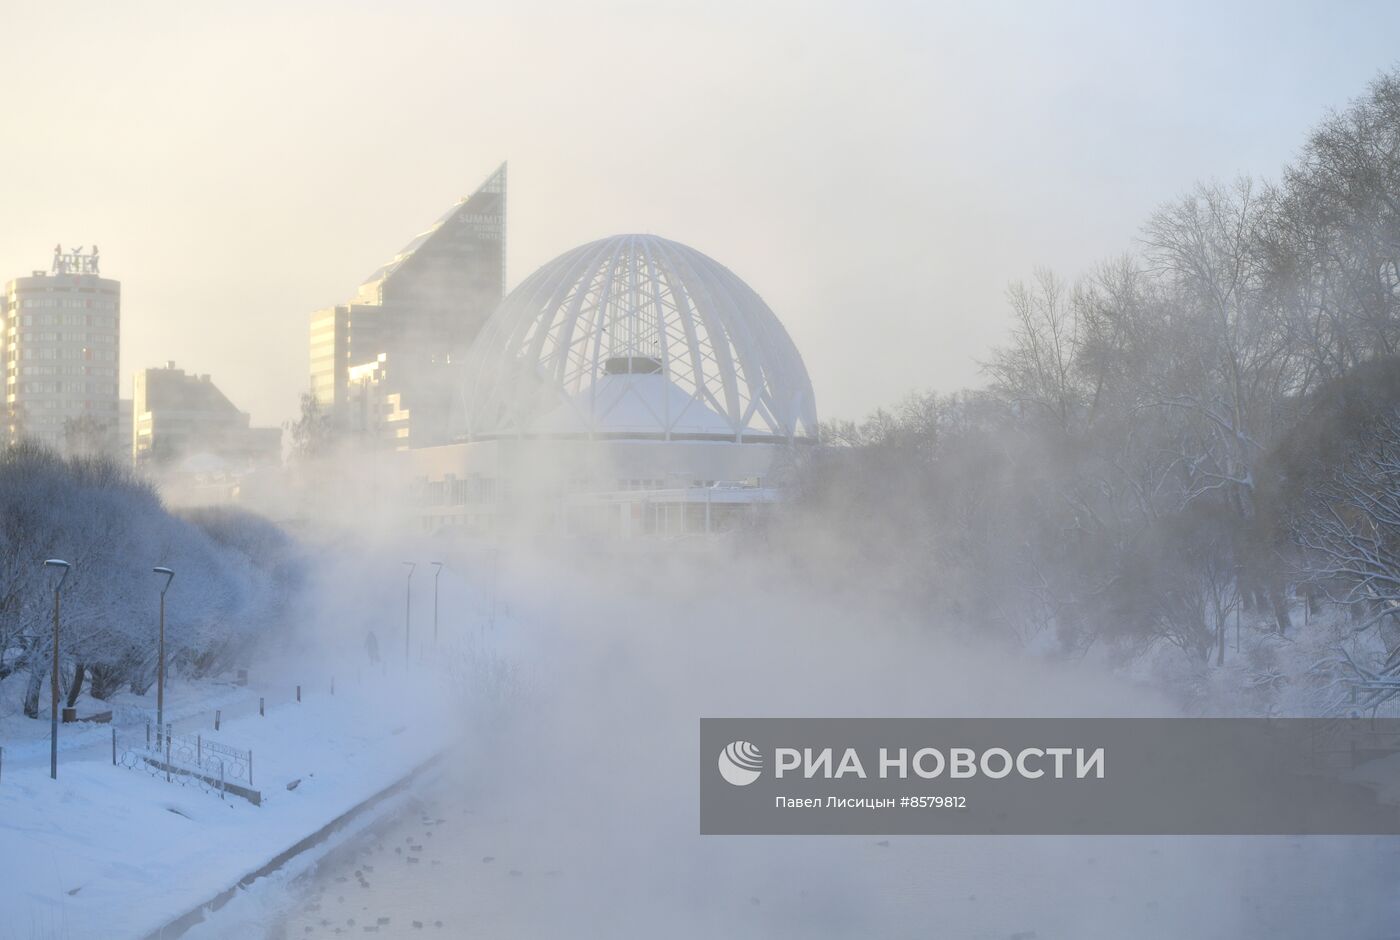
0,443,301,717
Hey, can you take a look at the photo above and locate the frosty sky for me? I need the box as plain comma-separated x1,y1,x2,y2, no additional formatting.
0,0,1395,426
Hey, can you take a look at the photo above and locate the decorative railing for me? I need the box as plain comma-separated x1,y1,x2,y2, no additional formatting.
116,720,260,805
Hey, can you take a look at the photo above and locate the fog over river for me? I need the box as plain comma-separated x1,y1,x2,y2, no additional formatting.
182,549,1400,939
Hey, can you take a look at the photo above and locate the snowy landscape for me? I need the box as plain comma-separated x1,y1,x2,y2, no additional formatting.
7,3,1400,938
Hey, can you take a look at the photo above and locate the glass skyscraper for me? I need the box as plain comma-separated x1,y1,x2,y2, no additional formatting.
309,164,506,449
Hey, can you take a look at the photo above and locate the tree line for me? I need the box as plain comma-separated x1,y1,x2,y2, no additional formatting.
775,69,1400,676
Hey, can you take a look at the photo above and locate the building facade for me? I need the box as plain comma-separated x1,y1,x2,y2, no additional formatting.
310,163,506,450
2,246,120,453
132,361,280,469
345,354,411,448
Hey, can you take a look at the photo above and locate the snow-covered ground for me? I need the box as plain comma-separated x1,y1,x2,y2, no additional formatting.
6,542,1400,939
0,531,511,940
0,664,457,940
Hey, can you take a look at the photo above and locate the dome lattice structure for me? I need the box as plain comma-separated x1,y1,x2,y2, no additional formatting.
460,234,817,443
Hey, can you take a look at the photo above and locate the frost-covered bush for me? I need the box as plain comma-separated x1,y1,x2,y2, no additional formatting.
0,442,302,716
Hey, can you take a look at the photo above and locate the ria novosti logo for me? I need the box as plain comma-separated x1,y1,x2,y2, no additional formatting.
718,741,763,786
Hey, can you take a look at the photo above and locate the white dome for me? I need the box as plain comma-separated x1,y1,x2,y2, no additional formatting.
459,234,818,443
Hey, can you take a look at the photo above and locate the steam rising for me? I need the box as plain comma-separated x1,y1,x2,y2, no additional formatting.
182,536,1400,939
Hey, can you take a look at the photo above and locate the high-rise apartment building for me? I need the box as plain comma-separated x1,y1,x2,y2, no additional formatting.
309,163,506,450
2,246,120,452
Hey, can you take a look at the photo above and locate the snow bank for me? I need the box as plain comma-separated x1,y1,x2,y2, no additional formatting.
0,671,453,940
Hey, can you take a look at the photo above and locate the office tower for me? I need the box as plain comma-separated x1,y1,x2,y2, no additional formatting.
309,163,506,449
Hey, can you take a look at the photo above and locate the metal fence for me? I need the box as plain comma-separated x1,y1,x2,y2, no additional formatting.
1304,681,1400,772
1342,679,1400,720
116,719,258,804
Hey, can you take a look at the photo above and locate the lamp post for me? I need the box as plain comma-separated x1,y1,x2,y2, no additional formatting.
402,562,416,662
153,567,175,736
43,559,71,781
431,562,443,648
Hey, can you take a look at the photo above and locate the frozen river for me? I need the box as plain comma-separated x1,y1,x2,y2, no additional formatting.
241,755,1400,939
200,553,1400,938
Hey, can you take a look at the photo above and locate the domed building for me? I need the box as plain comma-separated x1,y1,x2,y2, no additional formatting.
410,234,818,536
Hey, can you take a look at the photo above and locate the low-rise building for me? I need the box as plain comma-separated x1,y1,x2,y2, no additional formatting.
132,361,281,469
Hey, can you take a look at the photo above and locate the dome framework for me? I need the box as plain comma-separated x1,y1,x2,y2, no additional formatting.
460,235,817,443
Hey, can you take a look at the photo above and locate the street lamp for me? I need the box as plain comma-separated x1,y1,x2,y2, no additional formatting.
153,567,175,736
43,559,70,781
402,562,416,662
431,562,443,648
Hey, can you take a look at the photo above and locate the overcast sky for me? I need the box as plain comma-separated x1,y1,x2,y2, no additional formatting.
1,0,1396,427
